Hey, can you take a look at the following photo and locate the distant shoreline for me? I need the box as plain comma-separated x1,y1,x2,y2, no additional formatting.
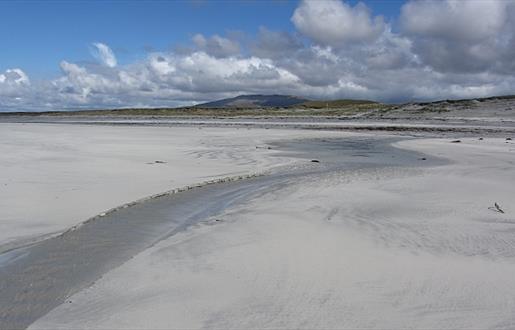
2,116,514,137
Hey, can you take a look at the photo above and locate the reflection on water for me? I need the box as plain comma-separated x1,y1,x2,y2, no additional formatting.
271,137,446,169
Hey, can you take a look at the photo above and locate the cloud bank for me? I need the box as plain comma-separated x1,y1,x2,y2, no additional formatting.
2,0,515,111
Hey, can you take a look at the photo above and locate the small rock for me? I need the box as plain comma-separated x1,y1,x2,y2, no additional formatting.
507,137,512,141
311,159,320,163
154,160,167,164
418,157,427,160
451,140,461,143
478,137,483,141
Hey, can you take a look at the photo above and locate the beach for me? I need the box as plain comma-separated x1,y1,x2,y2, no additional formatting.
0,123,347,253
5,0,515,328
31,135,515,329
1,122,514,329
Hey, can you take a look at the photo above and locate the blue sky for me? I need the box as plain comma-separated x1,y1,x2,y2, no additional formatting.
0,0,403,77
1,0,514,110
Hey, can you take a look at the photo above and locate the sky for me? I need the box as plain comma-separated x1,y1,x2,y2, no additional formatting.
1,0,514,111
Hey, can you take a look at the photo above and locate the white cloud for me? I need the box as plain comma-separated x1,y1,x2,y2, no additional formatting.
400,0,515,74
3,0,515,111
291,0,385,47
401,0,507,42
144,51,299,93
0,68,30,86
0,68,32,110
91,42,117,68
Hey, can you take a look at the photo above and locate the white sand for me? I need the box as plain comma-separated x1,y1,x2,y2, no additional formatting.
30,137,515,329
0,123,342,250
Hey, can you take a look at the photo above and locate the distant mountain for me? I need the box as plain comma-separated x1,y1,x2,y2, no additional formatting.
196,94,309,108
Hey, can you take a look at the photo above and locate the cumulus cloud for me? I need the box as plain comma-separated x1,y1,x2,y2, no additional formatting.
291,0,385,47
0,68,30,98
145,51,299,94
0,68,30,86
251,27,303,59
55,61,119,102
400,0,515,74
0,68,32,110
91,42,117,67
401,0,507,42
192,34,240,58
2,0,515,111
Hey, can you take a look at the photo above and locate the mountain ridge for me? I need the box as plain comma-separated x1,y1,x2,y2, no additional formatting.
196,94,310,108
1,94,515,116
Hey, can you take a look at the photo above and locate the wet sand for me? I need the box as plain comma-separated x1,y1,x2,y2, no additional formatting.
0,136,436,329
29,136,515,329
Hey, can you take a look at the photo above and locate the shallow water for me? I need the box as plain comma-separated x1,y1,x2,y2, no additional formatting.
271,136,446,168
0,136,442,329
